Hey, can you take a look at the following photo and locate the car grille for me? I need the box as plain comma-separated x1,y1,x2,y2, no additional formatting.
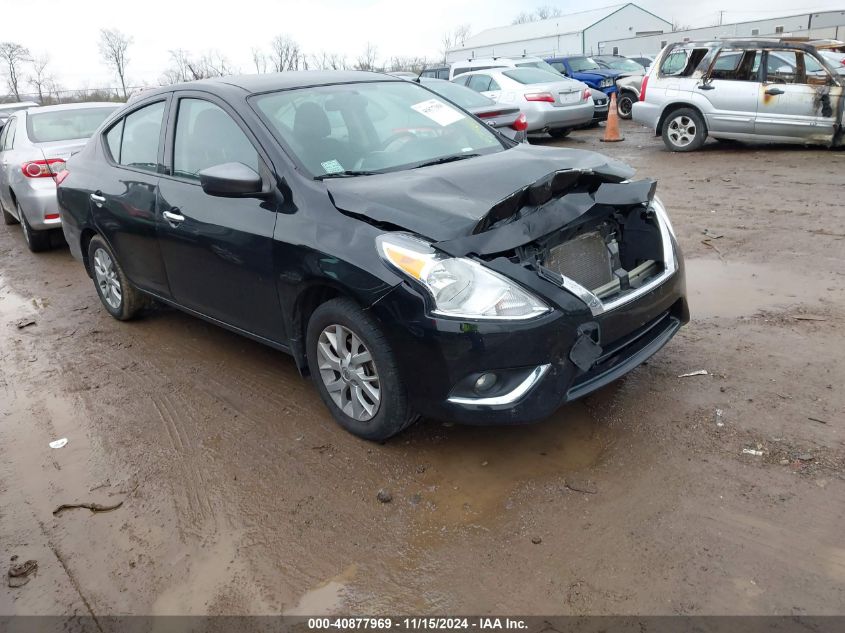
545,231,613,291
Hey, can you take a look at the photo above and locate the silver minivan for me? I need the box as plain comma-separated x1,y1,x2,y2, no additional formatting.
633,40,844,151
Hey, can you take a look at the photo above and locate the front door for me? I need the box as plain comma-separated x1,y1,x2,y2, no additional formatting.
0,118,18,216
755,49,842,143
156,94,283,341
698,48,761,136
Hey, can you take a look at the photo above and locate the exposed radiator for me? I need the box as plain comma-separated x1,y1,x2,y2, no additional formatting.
545,231,614,291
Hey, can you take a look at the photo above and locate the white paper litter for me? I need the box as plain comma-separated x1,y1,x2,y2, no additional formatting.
678,370,709,378
49,438,68,449
742,448,763,456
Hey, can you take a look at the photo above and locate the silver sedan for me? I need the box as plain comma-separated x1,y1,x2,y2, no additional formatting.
0,102,118,252
454,67,594,138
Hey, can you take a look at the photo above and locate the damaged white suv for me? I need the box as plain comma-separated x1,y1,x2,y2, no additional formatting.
633,39,845,151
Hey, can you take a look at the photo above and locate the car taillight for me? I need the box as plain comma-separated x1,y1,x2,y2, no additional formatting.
477,110,507,119
640,75,649,102
525,92,555,103
583,88,591,100
22,159,66,179
55,169,70,186
511,112,528,131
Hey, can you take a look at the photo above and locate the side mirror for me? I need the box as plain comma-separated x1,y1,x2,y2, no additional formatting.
199,163,264,198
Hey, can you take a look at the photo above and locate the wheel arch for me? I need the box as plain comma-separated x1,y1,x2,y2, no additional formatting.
80,228,98,277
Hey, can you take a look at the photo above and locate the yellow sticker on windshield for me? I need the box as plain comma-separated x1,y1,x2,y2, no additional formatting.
411,99,465,126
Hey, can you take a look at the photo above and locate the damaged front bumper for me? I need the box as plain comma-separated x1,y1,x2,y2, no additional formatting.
369,177,689,425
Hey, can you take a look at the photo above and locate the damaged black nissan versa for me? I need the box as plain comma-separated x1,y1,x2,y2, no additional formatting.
56,71,689,441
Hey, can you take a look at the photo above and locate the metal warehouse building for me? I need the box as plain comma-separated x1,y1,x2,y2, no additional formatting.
445,3,672,61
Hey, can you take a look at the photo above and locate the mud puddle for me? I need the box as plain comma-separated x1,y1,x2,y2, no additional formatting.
406,403,604,530
0,276,38,321
685,258,838,319
284,565,357,616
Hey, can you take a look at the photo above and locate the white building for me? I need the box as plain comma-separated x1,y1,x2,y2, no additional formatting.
445,3,672,62
602,9,845,57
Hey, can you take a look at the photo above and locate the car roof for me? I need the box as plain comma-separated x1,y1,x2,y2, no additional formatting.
668,39,826,53
135,71,399,100
25,102,120,113
0,101,39,111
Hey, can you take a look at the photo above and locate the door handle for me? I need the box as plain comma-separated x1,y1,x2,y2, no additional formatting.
162,208,185,225
765,88,784,96
697,83,715,91
90,192,105,207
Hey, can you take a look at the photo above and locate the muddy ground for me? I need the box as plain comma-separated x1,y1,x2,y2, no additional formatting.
1,120,844,619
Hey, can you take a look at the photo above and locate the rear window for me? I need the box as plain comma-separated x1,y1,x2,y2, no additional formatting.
424,81,495,108
660,48,709,77
502,68,563,85
26,107,118,143
568,57,601,72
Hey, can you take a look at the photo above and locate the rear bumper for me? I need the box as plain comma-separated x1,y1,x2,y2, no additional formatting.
371,246,688,425
15,181,62,230
525,102,594,132
632,101,661,132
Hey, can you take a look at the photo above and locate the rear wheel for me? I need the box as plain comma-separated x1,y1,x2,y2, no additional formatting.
19,203,51,252
306,298,417,441
548,128,571,139
617,93,635,119
87,234,147,320
2,201,19,225
662,108,706,152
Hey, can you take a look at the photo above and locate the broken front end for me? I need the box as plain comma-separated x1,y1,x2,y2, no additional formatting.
369,170,690,425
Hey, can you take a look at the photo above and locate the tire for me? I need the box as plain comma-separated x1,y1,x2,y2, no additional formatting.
87,234,147,321
19,202,51,252
306,297,417,441
617,93,635,120
661,107,707,152
548,128,571,139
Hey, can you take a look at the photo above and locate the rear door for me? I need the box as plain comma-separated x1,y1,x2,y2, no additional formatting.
95,98,171,296
0,117,16,214
156,92,283,340
697,48,762,135
755,49,841,142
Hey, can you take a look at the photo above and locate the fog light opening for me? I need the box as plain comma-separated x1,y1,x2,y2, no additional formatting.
474,372,498,394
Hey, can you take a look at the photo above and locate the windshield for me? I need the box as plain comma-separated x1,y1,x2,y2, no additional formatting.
422,80,496,108
568,57,602,72
253,81,504,178
503,68,565,85
27,107,118,143
603,58,644,72
515,60,564,75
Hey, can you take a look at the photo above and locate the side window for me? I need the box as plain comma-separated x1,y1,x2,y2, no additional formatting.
173,99,259,180
767,51,801,84
661,50,689,75
467,75,492,92
453,67,470,77
0,123,8,150
105,120,123,162
452,75,470,87
488,78,501,91
710,49,761,81
3,119,17,150
119,101,165,171
550,61,567,74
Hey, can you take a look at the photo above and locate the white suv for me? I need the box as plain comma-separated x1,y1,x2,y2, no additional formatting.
632,40,844,151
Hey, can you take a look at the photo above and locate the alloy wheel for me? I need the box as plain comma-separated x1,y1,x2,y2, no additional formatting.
667,115,696,148
93,248,122,310
618,96,633,117
316,324,381,422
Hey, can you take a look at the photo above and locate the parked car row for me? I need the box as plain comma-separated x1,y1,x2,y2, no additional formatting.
0,70,685,441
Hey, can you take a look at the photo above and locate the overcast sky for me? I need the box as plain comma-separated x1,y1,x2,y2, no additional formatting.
2,0,843,94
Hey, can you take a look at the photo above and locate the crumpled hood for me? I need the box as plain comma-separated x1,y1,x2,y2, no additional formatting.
576,69,622,82
326,144,634,241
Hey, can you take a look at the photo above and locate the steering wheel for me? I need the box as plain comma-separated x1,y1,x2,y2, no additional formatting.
380,131,417,151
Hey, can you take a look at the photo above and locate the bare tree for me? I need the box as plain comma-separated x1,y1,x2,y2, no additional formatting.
0,42,31,101
512,5,562,24
453,24,472,47
28,54,53,103
252,48,268,73
270,35,303,72
355,42,379,71
98,28,132,99
161,49,235,84
387,56,430,74
441,25,472,62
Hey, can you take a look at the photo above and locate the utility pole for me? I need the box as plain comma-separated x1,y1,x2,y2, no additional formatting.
719,11,724,26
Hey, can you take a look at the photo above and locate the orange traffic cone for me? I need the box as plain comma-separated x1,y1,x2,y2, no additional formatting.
601,92,624,143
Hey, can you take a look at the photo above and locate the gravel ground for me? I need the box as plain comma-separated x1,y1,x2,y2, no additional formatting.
1,119,843,617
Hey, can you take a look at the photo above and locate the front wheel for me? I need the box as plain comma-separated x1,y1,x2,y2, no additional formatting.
548,128,571,139
306,298,417,441
661,108,707,152
617,93,635,119
87,234,148,320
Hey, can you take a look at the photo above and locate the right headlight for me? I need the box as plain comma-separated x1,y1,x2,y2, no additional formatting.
377,233,550,320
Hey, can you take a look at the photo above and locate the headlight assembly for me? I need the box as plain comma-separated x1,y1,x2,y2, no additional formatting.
377,234,550,320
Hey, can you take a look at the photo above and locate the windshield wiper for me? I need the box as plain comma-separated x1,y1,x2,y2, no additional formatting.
412,154,480,169
315,170,381,180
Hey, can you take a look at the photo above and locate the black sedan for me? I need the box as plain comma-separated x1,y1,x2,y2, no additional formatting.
57,71,688,441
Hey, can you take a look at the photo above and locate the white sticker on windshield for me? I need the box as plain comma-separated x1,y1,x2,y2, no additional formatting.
321,159,344,174
411,99,465,127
